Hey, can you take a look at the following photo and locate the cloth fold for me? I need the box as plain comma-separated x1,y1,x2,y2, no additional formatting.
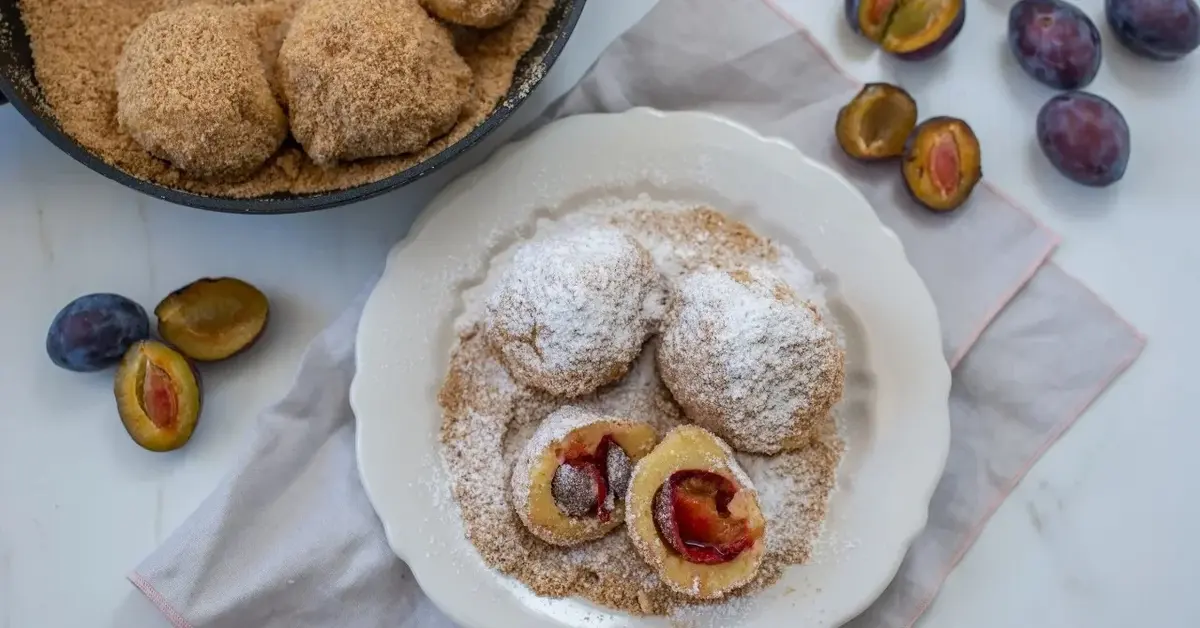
133,292,457,628
132,1,1145,626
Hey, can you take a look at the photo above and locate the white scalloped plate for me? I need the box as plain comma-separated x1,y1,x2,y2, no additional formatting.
351,108,951,628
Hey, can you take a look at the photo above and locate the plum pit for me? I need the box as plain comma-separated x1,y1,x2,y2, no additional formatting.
139,361,179,430
115,340,201,452
550,435,631,521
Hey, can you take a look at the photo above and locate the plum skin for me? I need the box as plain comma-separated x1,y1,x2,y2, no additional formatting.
845,0,865,35
46,293,150,372
1037,91,1131,187
1106,0,1200,61
1008,0,1103,89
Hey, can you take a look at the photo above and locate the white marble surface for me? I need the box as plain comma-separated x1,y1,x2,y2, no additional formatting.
0,0,1196,626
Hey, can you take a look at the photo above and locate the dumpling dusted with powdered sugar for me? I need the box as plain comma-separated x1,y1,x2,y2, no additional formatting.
657,266,845,454
485,227,666,397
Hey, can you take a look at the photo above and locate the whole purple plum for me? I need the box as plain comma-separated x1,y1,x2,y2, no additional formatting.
1009,0,1102,89
1037,92,1131,187
46,293,150,372
1107,0,1200,60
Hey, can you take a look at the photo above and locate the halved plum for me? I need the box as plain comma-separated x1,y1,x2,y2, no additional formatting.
114,340,202,452
652,470,762,565
849,0,965,59
155,277,269,362
902,116,982,212
836,83,919,161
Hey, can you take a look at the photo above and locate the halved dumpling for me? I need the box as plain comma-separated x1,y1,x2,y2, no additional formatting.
626,425,766,600
511,406,658,546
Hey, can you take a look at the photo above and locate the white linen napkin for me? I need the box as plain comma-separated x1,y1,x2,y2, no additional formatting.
131,1,1146,626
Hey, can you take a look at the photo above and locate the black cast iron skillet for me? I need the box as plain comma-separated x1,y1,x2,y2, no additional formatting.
0,0,584,214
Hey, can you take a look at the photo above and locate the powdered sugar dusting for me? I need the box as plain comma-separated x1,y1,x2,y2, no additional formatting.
485,227,665,397
736,420,841,564
659,267,845,454
439,202,846,620
553,462,599,516
606,445,633,499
